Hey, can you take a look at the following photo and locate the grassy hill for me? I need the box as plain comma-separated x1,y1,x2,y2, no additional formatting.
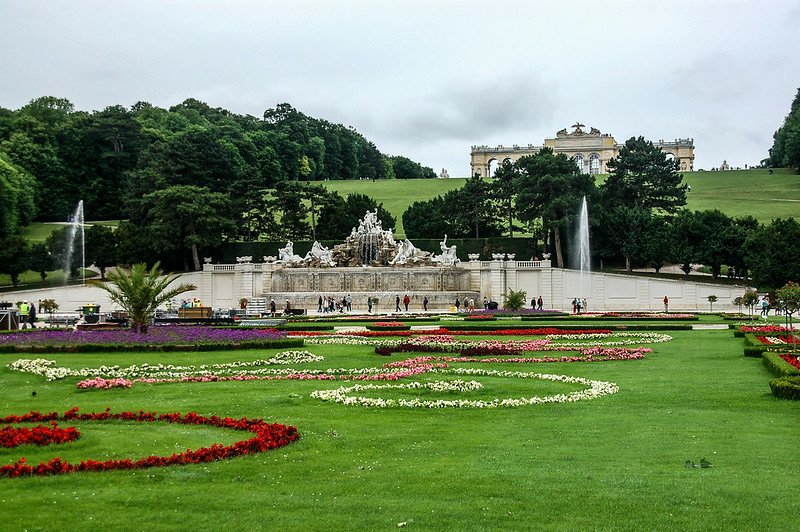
324,168,799,235
14,169,800,244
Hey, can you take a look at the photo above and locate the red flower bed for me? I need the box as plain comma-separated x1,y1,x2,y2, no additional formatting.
780,354,800,370
372,322,406,328
0,407,299,478
740,325,793,333
1,422,80,448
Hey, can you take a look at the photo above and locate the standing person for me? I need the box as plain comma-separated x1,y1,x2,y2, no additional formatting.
572,299,577,314
423,296,429,311
468,297,475,312
531,297,536,309
582,298,587,312
403,294,410,311
270,299,277,316
18,301,29,329
484,297,489,310
346,294,352,312
395,295,401,312
576,298,583,314
368,296,373,314
663,295,669,313
28,302,37,328
463,297,469,313
537,296,543,310
285,299,291,313
454,298,460,312
318,296,323,313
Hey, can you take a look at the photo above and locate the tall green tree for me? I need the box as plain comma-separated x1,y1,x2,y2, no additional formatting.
693,209,733,279
142,185,236,271
0,153,37,240
86,224,119,280
601,136,687,213
273,181,310,241
0,235,30,287
491,160,518,237
743,218,800,288
515,148,595,268
28,242,54,284
769,87,800,172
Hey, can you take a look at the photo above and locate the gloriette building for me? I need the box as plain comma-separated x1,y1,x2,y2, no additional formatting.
470,123,694,177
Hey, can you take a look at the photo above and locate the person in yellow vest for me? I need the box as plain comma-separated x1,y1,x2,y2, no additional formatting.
18,301,29,330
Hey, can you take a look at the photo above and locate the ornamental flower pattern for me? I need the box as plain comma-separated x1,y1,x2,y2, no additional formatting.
0,408,299,478
310,371,618,408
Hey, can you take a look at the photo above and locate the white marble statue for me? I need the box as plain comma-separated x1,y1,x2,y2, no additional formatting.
304,241,336,266
433,234,459,266
390,239,421,265
278,241,303,263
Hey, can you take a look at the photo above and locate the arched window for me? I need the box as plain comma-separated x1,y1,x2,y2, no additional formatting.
574,155,585,173
487,158,499,176
589,154,600,174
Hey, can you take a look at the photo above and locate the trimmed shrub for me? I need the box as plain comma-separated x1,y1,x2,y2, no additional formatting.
744,346,769,358
769,376,800,400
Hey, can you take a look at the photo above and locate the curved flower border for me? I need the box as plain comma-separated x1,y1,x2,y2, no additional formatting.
0,408,299,478
310,371,618,408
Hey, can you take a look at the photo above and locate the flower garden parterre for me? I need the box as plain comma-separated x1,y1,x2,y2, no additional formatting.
0,324,670,477
0,408,299,478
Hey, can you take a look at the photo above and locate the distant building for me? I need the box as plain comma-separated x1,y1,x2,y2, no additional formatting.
470,123,695,177
718,159,730,171
438,168,450,179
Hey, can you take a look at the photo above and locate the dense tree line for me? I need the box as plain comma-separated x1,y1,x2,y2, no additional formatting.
0,97,425,271
768,87,800,173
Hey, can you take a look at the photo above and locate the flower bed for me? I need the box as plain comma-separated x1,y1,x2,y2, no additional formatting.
0,407,299,478
738,325,794,334
77,377,133,390
1,422,80,448
310,371,618,408
779,354,800,370
9,349,326,382
366,322,411,331
0,326,299,353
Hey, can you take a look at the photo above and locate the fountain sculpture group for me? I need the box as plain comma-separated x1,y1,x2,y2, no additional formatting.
272,209,459,269
261,210,476,309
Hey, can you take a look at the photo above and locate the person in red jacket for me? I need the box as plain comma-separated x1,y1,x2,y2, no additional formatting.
403,294,410,311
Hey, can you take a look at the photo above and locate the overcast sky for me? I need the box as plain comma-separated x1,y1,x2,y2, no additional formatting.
2,0,798,175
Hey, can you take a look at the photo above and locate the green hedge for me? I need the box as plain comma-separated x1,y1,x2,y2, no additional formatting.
0,338,304,354
744,346,769,358
761,352,800,377
366,325,412,331
769,376,800,400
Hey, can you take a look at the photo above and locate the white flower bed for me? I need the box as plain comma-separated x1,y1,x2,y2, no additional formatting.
8,350,326,381
267,350,324,364
310,371,618,408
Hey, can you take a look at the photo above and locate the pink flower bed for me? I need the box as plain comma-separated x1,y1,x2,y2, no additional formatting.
77,377,133,390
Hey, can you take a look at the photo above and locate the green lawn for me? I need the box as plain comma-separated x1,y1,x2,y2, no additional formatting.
323,169,800,235
21,220,120,244
0,327,796,529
